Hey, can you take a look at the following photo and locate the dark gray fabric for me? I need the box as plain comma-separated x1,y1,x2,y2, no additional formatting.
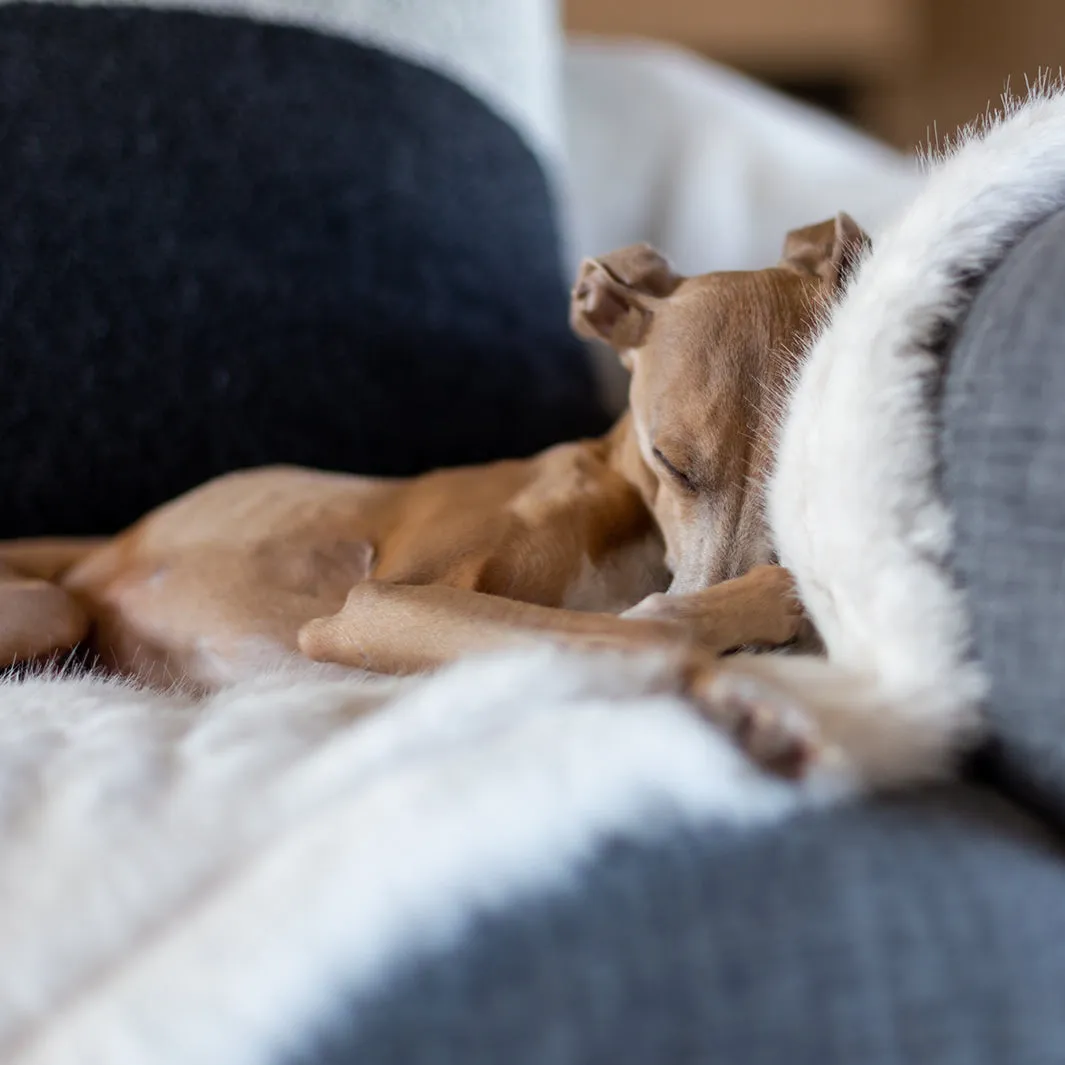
0,4,606,537
942,207,1065,824
293,786,1065,1065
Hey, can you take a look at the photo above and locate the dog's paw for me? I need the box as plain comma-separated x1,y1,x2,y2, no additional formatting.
690,668,821,779
622,566,807,650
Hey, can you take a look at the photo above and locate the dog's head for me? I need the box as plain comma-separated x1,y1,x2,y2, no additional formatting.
571,213,869,592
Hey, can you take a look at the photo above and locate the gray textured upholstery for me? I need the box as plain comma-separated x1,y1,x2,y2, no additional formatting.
0,4,603,537
943,207,1065,824
296,787,1065,1065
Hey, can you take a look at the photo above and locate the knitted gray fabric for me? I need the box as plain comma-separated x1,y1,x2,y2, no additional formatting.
0,3,604,536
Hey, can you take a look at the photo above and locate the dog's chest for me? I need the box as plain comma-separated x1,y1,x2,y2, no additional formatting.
561,534,669,613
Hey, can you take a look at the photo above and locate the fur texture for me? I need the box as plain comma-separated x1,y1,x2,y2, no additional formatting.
766,87,1065,773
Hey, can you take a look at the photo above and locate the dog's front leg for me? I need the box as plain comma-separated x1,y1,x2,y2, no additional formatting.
624,564,808,650
296,581,689,675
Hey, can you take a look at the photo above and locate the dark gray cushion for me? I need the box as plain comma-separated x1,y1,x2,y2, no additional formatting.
0,4,606,537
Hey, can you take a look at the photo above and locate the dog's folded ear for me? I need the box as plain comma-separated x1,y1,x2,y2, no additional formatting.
781,212,871,293
570,244,680,354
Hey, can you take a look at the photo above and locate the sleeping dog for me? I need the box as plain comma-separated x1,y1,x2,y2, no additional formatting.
0,215,869,773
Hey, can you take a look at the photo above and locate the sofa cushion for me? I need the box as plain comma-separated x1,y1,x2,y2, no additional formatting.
296,785,1065,1065
0,1,605,536
943,207,1065,824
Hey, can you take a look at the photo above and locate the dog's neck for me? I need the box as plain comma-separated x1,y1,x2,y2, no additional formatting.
603,412,656,502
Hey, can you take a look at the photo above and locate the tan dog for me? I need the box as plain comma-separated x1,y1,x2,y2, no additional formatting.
0,216,868,762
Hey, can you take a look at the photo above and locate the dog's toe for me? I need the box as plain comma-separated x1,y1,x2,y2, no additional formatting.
694,669,820,779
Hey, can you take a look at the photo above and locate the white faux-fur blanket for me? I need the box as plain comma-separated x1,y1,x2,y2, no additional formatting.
6,91,1065,1065
0,651,854,1065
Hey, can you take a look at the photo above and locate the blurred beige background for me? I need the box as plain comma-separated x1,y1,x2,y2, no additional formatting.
565,0,1065,149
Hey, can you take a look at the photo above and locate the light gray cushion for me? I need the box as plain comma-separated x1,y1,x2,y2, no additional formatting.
943,207,1065,823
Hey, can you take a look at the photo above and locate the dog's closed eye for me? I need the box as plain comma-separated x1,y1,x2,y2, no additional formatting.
652,447,697,493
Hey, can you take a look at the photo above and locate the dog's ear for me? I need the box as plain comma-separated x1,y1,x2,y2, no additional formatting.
780,212,871,293
570,244,680,357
